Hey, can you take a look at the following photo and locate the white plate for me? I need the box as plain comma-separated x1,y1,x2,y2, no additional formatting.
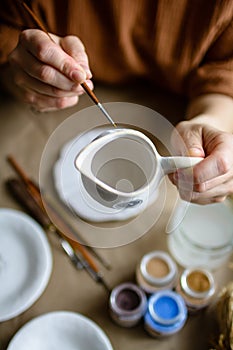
53,126,157,222
167,202,233,269
0,208,52,321
7,311,113,350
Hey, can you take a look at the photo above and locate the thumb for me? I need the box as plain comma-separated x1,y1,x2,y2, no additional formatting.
183,131,205,157
187,146,205,157
173,124,205,158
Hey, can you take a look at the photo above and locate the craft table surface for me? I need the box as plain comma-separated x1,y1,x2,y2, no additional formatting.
0,83,232,350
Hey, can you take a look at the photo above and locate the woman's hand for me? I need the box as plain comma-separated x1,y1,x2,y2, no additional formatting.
7,29,92,111
170,119,233,204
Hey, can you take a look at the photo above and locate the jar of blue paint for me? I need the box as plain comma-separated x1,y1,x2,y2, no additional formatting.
144,290,187,337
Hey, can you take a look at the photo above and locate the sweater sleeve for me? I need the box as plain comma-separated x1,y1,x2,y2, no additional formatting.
0,12,20,66
0,25,22,66
0,1,37,66
187,20,233,99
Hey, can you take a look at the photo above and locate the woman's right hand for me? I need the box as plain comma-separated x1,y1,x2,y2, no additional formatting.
8,29,93,111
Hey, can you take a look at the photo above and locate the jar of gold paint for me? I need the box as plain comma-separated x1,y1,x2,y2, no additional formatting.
176,267,216,313
136,251,178,294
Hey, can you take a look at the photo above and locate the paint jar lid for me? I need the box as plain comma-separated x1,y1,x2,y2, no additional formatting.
180,268,215,299
110,282,147,319
140,251,178,287
144,290,187,335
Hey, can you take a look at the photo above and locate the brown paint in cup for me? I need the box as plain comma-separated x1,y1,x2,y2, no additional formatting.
109,282,147,327
116,288,141,311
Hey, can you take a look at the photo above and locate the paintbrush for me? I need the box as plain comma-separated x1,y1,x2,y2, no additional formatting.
20,1,116,127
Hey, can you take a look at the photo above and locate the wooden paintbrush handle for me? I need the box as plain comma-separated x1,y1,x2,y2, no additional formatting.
7,155,43,206
81,82,99,104
43,198,99,272
6,178,51,228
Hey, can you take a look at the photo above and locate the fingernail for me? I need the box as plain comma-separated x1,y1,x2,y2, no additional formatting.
71,69,86,83
188,147,205,157
85,68,92,78
85,79,93,89
80,64,92,78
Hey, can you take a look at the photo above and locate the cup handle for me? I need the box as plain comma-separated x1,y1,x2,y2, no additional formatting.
160,156,203,174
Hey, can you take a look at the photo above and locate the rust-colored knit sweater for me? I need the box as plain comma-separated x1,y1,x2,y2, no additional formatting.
0,0,232,98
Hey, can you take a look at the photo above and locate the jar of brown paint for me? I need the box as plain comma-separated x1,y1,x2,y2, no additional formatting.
109,282,147,327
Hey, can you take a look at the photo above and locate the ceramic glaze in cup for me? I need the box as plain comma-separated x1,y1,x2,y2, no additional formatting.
144,290,187,337
176,268,216,313
136,251,178,294
109,282,147,327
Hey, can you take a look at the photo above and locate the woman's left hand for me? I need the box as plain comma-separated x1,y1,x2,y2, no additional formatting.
170,120,233,204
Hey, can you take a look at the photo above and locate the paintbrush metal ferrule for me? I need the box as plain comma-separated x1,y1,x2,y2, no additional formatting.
97,103,117,127
60,238,83,270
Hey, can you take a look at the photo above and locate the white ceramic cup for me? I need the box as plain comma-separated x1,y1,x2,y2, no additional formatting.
75,128,202,209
